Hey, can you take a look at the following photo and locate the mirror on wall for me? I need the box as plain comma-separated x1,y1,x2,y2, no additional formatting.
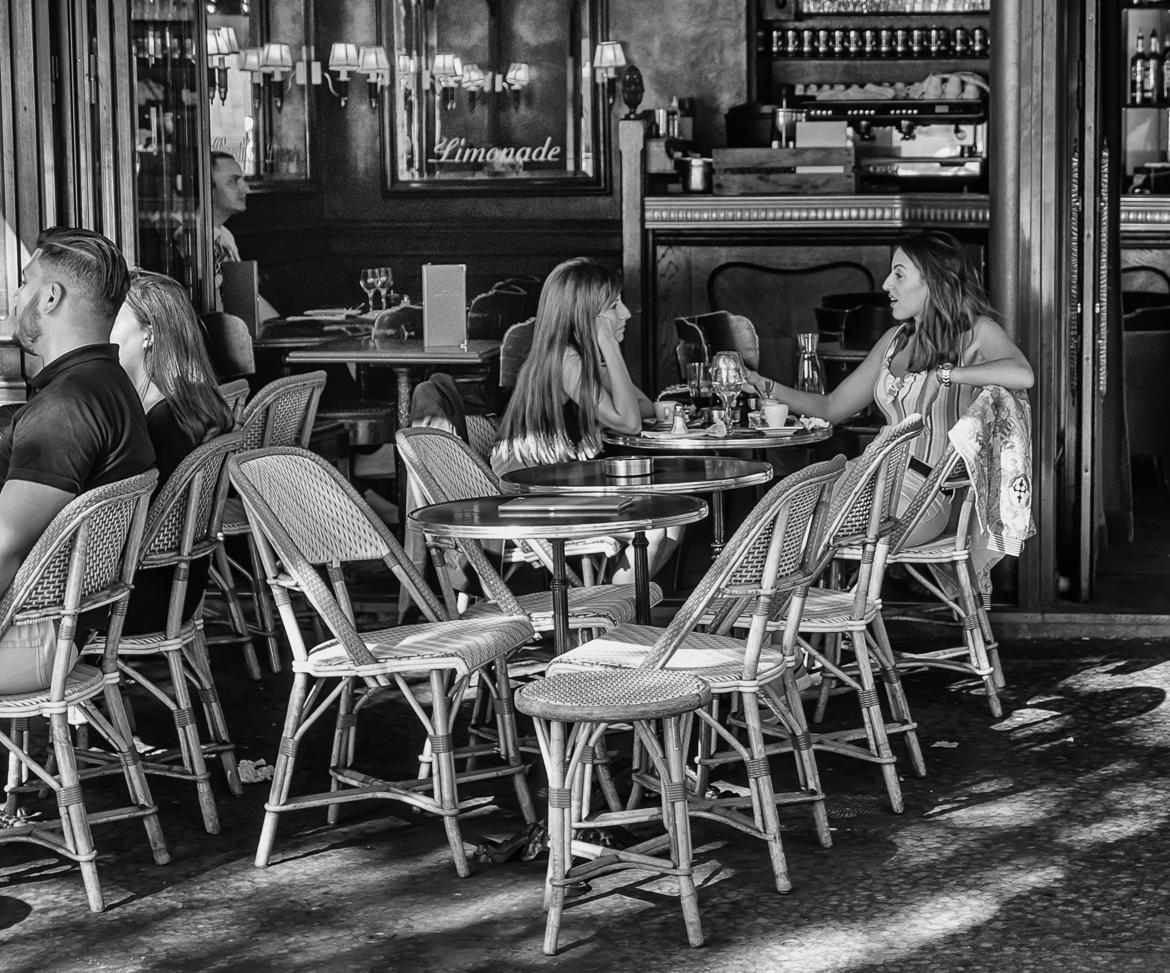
207,0,315,186
383,0,611,194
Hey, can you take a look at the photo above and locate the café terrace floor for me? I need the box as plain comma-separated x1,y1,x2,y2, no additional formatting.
4,620,1170,972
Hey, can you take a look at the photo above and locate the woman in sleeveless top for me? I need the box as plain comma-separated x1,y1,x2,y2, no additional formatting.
746,231,1033,546
492,258,680,582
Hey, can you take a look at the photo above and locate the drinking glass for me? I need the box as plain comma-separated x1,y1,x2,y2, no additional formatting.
709,351,746,418
359,268,378,312
374,266,393,309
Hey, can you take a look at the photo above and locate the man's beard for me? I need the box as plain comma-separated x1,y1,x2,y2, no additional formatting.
14,298,42,353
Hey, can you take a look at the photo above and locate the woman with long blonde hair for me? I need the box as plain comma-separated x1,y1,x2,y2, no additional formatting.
493,258,679,582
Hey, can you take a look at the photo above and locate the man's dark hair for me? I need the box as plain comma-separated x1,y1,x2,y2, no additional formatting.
211,150,236,169
35,226,130,319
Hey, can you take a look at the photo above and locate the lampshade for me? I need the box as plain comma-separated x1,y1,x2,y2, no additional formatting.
329,42,360,77
260,42,294,76
397,53,417,74
218,26,240,56
593,41,627,72
238,47,263,73
504,62,530,87
357,45,390,76
461,63,485,89
206,29,228,59
432,53,463,83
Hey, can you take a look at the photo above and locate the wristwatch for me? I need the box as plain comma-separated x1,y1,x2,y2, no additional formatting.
937,362,954,387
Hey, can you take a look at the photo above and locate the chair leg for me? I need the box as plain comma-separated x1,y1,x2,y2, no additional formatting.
186,625,242,796
956,560,1004,714
163,649,220,834
256,673,311,867
867,617,926,777
247,536,283,674
211,541,263,680
770,675,832,848
850,633,904,813
660,715,704,947
327,679,356,825
428,669,471,878
738,692,791,893
49,711,103,912
541,719,570,954
491,659,537,824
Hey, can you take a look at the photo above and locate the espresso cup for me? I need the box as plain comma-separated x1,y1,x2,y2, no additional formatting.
654,399,679,423
762,400,789,428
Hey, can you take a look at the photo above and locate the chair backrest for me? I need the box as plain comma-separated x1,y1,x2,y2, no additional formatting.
637,456,847,673
1124,329,1170,456
499,318,535,390
674,317,710,379
819,413,925,558
228,447,452,665
238,371,327,450
466,413,498,463
467,287,530,342
492,275,542,318
136,433,243,632
372,303,424,341
394,427,570,606
1123,305,1170,332
680,311,760,371
200,312,255,380
0,471,156,695
886,444,970,558
218,378,250,427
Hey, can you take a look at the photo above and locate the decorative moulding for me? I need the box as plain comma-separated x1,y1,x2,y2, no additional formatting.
643,194,991,232
1121,197,1170,241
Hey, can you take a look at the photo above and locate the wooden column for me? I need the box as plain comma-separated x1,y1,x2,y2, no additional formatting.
619,117,649,387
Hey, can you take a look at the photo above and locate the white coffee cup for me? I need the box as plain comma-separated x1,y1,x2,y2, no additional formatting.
761,399,789,428
654,399,679,423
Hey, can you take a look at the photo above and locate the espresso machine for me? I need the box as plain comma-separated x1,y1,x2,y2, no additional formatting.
852,120,987,191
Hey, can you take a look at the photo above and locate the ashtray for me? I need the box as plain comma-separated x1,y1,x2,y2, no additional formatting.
603,456,653,477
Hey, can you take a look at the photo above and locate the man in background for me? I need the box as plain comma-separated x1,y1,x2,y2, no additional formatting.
211,150,278,322
0,226,154,691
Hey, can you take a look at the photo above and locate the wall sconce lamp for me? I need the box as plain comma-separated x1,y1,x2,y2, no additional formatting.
327,43,360,107
461,63,487,111
259,42,294,111
432,53,463,111
206,29,229,103
592,40,627,107
238,47,264,111
356,46,391,109
504,61,530,110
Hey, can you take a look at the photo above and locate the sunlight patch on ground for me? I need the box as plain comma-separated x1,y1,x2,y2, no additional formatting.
1054,779,1170,849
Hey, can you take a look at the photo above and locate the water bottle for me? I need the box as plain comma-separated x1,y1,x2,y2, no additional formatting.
796,332,827,396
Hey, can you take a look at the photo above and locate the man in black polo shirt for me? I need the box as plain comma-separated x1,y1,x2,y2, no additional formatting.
0,226,153,692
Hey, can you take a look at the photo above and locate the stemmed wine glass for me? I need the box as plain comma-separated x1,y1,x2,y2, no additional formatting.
709,351,746,419
359,268,379,312
374,266,393,310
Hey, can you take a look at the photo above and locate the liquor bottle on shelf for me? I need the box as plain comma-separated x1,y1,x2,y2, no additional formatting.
1162,36,1170,104
1133,29,1148,105
1146,30,1163,105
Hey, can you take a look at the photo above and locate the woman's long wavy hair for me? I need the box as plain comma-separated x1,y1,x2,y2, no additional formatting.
123,269,233,445
495,258,622,465
893,230,996,372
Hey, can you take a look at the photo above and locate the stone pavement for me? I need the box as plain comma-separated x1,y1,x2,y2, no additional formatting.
4,633,1170,972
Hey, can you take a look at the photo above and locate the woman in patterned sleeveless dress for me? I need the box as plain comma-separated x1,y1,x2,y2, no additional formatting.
492,258,679,582
746,230,1033,545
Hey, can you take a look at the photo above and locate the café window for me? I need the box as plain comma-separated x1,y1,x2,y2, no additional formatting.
383,0,612,194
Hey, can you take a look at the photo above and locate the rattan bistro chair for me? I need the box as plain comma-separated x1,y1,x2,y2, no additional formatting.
83,434,244,835
217,378,250,427
835,445,1004,716
546,456,846,894
228,447,537,876
516,668,712,955
210,370,326,677
764,414,927,813
395,427,650,637
0,471,168,913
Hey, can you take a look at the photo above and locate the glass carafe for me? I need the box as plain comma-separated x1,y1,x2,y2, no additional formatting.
796,332,828,396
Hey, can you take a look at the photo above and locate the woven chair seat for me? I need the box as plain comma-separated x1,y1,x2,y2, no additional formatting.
836,535,964,564
770,588,878,632
515,667,712,723
84,622,198,657
464,583,661,631
0,664,105,717
547,623,791,689
302,616,534,678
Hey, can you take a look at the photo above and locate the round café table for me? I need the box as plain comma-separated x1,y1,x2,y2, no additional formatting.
602,425,833,452
502,455,772,558
409,493,707,655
